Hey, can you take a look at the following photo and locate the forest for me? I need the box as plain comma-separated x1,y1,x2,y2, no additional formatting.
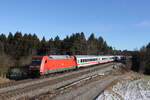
0,32,113,75
0,32,150,76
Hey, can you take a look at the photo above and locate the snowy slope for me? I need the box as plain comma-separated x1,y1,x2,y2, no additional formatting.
96,77,150,100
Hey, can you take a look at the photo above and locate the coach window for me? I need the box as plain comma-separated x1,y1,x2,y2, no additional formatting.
82,59,83,63
83,59,85,62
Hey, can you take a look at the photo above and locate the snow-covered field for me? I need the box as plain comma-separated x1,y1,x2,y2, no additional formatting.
96,76,150,100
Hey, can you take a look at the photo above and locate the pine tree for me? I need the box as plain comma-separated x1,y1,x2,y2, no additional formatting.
87,33,97,55
6,32,14,55
54,36,61,54
11,32,23,60
37,37,47,55
48,38,55,55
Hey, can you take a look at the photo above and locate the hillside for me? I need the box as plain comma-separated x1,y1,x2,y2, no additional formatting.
96,73,150,100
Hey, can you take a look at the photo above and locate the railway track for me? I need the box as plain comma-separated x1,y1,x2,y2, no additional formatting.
0,79,31,89
31,71,113,100
0,63,113,92
0,63,113,90
0,62,122,100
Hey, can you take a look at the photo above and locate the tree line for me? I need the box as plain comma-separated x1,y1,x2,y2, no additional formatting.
0,32,113,74
130,43,150,74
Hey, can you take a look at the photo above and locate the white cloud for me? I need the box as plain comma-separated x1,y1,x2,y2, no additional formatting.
135,21,150,27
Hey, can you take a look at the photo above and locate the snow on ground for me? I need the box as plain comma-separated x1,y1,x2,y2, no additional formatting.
96,75,150,100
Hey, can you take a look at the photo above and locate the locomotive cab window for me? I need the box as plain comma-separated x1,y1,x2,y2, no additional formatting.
45,60,47,63
32,59,41,64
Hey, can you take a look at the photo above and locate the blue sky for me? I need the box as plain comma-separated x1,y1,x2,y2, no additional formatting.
0,0,150,50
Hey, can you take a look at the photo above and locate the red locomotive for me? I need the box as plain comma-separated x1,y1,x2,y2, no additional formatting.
29,55,76,76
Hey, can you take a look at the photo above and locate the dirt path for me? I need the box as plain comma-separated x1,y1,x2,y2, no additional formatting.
52,73,127,100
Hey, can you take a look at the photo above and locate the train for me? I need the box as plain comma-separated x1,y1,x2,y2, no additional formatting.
29,55,124,77
6,55,125,80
